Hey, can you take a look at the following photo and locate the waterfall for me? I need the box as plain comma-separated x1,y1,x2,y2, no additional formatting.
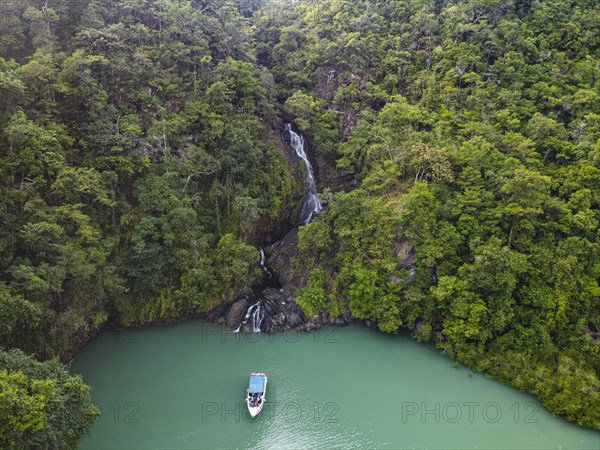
250,303,264,332
285,123,322,225
231,125,322,335
259,249,272,279
233,301,264,333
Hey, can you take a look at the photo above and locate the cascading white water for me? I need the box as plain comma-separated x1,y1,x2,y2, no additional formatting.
250,303,264,332
285,123,322,225
259,249,272,279
233,301,264,333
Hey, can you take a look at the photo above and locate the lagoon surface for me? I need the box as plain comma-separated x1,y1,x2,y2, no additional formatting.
71,322,599,449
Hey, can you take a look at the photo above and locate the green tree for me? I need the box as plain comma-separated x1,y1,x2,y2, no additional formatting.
0,349,100,449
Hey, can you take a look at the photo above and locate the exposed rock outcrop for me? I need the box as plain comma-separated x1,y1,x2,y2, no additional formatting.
267,229,305,292
225,298,248,329
207,285,355,334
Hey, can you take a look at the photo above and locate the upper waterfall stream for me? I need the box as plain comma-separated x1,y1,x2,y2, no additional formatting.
285,123,322,225
259,249,271,280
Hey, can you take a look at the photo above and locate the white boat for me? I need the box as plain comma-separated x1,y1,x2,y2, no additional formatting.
246,372,267,418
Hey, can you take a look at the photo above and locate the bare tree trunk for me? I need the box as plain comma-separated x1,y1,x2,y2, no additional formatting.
162,120,169,173
508,216,517,247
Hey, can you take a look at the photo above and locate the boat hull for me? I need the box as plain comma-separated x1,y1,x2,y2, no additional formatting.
247,403,264,418
246,372,267,418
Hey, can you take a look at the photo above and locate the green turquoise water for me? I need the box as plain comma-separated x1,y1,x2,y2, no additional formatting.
71,322,599,449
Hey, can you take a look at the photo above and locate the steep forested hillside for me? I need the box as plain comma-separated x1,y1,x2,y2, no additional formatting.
263,0,600,429
0,0,599,443
0,0,304,361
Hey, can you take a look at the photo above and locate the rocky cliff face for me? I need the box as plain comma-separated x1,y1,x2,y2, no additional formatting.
243,126,305,246
267,229,305,292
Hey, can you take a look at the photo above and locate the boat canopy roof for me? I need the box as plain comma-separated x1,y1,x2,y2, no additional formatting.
248,375,265,393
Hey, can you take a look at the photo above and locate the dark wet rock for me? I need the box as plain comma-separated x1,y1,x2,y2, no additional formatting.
208,274,353,334
160,250,355,338
264,312,286,333
268,228,305,291
262,287,285,302
235,285,254,298
225,298,248,329
259,288,308,333
304,314,323,331
241,322,254,333
287,310,303,328
206,301,231,322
